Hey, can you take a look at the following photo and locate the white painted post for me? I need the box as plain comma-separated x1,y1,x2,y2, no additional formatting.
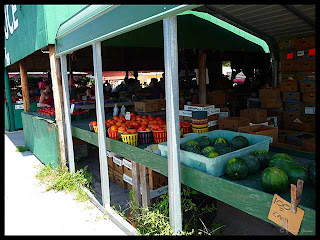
60,54,75,173
92,41,111,208
163,16,182,234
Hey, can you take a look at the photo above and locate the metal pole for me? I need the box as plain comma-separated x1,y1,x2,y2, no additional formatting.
163,16,182,234
4,67,15,131
92,41,110,208
60,54,75,173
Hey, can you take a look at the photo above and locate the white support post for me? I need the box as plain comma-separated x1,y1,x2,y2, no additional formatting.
163,16,182,234
60,54,75,173
92,41,110,208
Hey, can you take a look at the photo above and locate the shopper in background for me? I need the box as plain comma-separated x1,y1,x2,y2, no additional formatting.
149,78,164,99
84,87,95,100
39,84,54,107
68,78,78,100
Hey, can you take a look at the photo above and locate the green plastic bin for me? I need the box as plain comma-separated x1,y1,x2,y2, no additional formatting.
158,130,273,177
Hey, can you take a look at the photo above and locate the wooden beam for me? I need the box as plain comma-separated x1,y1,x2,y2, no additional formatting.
132,161,142,206
49,45,67,168
198,49,207,104
140,165,150,207
19,59,30,112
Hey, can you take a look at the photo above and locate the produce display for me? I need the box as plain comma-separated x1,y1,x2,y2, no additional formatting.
37,107,55,116
260,167,289,193
251,150,271,169
230,136,249,150
241,155,260,174
225,157,248,180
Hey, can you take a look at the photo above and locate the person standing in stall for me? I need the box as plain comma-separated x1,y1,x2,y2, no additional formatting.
149,78,164,99
39,84,54,107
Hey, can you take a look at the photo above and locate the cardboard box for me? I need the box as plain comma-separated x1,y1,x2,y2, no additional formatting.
284,102,302,112
295,36,315,50
259,87,281,100
302,93,316,104
208,125,219,131
302,104,315,115
283,121,314,133
123,173,133,190
282,92,301,103
208,113,219,122
238,125,278,143
144,168,168,190
107,157,114,168
240,109,267,124
218,117,250,131
155,99,166,110
299,81,316,93
280,80,299,92
281,72,299,82
278,129,296,143
298,71,315,81
207,91,226,105
283,111,301,123
114,170,125,188
134,100,158,112
285,144,303,151
123,158,132,178
286,132,315,147
302,137,315,153
260,98,282,109
108,167,114,182
113,156,124,174
280,50,297,61
281,60,297,72
279,39,296,50
296,60,315,72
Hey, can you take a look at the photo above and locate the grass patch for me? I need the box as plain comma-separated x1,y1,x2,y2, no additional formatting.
16,146,29,152
36,164,94,202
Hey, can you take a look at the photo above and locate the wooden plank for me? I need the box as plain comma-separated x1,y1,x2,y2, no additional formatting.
19,59,30,112
49,44,67,168
198,49,206,104
132,161,141,206
140,164,150,207
71,125,315,235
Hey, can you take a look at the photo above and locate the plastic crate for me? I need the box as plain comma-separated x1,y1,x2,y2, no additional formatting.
122,133,138,146
158,130,272,177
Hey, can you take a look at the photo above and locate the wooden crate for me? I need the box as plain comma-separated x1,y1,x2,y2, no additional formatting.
114,170,125,188
295,36,315,51
139,168,168,190
281,60,298,72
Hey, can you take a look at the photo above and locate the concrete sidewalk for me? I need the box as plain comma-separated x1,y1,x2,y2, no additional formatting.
4,130,127,236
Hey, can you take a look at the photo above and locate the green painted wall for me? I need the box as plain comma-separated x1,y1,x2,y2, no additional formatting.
4,4,87,66
5,104,10,131
21,112,60,168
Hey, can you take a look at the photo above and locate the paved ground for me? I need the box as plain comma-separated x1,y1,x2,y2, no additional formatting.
5,130,126,236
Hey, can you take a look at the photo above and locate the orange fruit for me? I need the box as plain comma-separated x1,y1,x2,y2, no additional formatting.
110,125,118,131
116,121,122,127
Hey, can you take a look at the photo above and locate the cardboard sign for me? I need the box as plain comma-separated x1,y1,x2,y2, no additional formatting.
15,104,24,110
268,194,304,235
297,51,305,57
123,173,132,185
70,104,75,114
305,107,315,115
122,158,132,170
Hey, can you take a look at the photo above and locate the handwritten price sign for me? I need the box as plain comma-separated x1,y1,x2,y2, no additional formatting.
268,194,304,235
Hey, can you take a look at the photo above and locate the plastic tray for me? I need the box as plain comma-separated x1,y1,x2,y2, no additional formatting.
158,130,273,177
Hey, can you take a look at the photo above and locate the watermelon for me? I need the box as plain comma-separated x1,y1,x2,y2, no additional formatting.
308,162,316,186
186,147,201,154
260,167,289,193
201,146,217,156
251,152,271,169
214,145,232,155
278,163,308,185
185,140,200,151
207,151,219,158
270,153,293,162
195,136,212,149
242,155,260,174
213,137,229,146
224,157,248,180
230,136,249,150
251,150,268,156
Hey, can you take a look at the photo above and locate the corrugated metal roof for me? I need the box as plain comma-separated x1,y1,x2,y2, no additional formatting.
196,4,315,44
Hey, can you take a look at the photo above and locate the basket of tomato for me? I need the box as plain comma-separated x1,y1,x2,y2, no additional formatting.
137,126,153,144
121,129,138,146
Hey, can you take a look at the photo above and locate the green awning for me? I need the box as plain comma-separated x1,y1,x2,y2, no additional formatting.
55,4,200,56
100,10,269,53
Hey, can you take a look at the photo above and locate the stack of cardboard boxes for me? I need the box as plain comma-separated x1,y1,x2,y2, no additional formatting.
277,35,316,152
134,99,166,113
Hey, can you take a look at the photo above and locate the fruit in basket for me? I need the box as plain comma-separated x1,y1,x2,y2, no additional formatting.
110,125,118,131
118,126,127,132
127,129,137,134
308,162,315,186
277,163,308,185
230,136,249,150
242,155,260,174
206,151,219,158
225,157,248,180
260,167,289,193
187,147,201,154
212,137,230,148
201,146,217,156
195,136,212,149
214,145,232,155
185,140,201,150
251,151,270,169
251,149,268,156
92,121,97,126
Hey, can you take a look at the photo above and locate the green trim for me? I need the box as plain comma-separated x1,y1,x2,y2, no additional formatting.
4,68,15,131
178,10,269,53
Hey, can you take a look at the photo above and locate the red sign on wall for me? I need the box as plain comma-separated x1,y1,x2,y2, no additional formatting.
287,52,294,59
308,48,315,56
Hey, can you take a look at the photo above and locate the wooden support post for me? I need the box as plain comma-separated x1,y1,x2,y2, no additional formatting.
198,49,207,104
49,44,68,168
19,59,30,112
140,165,150,208
132,161,142,206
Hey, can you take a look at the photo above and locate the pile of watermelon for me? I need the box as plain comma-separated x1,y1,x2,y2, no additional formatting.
183,135,250,158
223,150,315,194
